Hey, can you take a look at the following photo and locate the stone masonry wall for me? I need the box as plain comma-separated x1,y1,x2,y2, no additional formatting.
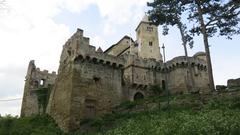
23,27,210,133
68,59,123,130
21,60,56,117
47,62,73,132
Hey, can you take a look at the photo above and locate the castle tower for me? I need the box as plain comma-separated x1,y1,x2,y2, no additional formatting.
135,15,162,61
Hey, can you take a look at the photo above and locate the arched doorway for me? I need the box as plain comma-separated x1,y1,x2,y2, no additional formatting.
134,92,144,101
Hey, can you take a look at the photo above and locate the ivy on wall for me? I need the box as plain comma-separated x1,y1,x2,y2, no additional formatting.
35,87,51,114
149,84,163,95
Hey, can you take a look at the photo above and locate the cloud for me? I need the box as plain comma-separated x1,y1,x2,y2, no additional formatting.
0,0,71,115
58,0,149,35
0,95,22,116
91,35,107,50
0,0,150,115
94,0,148,35
61,0,95,13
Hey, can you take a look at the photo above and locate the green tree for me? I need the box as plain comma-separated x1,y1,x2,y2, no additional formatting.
147,0,195,92
186,0,240,91
147,0,240,91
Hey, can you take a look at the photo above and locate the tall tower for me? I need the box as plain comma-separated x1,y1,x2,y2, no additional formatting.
136,15,162,61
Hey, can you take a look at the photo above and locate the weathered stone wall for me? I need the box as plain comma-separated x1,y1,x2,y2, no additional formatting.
21,60,57,117
167,68,188,93
162,56,209,93
22,23,210,133
47,62,73,131
68,60,123,130
136,16,162,61
228,78,240,88
105,36,133,56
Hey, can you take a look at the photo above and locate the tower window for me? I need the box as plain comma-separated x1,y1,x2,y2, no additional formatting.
149,41,153,46
40,79,45,86
147,26,153,32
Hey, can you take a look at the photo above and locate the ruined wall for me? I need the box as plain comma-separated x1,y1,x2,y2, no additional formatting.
21,60,56,117
228,78,240,89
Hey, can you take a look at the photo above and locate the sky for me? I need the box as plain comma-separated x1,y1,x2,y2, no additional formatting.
0,0,239,116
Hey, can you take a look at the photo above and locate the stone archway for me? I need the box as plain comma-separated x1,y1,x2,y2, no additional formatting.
133,92,144,101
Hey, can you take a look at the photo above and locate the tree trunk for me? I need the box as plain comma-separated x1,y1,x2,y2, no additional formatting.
177,22,195,92
195,0,215,91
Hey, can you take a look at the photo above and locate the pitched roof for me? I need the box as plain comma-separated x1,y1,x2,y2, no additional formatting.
104,35,134,53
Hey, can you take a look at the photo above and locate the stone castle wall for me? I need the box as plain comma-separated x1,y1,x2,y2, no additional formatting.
21,60,57,117
22,23,210,132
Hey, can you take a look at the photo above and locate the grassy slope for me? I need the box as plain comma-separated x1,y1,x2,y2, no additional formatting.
1,94,240,135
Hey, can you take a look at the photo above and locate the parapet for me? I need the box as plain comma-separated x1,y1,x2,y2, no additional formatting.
193,52,206,57
124,54,162,69
161,55,207,72
193,52,206,61
26,60,57,77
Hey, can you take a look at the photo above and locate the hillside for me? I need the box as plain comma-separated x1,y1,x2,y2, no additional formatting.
1,92,240,135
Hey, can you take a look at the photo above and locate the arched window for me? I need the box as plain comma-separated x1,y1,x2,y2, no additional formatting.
134,92,144,101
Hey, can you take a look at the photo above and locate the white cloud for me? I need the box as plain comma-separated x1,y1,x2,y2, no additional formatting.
0,0,150,115
94,0,148,35
91,35,107,50
61,0,95,13
0,95,22,116
0,0,71,115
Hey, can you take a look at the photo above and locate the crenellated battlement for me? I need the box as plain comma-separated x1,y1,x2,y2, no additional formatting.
162,55,207,72
21,60,57,117
22,24,210,132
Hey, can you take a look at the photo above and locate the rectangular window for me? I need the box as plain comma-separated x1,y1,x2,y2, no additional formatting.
147,26,153,32
149,41,153,46
85,106,96,119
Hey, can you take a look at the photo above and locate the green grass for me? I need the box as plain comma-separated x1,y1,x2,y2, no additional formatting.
1,95,240,135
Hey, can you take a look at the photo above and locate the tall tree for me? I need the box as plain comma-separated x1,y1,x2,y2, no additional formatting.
147,0,195,92
186,0,240,91
147,0,240,91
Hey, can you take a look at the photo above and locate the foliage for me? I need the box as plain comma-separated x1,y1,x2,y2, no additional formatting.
117,100,138,110
102,108,240,135
186,0,240,39
100,99,240,135
147,0,240,91
149,84,164,95
35,87,51,113
147,0,194,47
0,114,62,135
2,95,240,135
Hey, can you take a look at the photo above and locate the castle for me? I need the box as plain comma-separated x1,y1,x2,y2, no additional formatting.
21,16,210,132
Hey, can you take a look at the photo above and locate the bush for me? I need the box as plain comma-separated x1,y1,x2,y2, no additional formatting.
149,85,163,95
0,114,62,135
